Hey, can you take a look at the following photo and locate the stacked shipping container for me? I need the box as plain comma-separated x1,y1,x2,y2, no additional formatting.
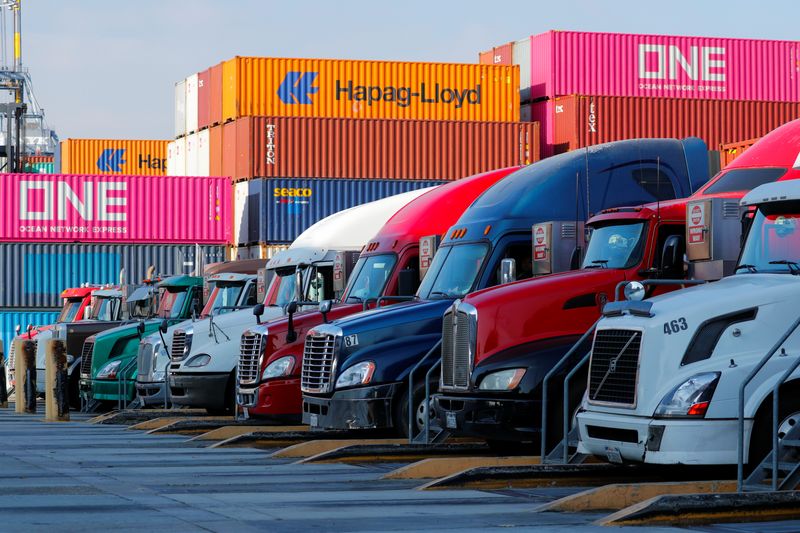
481,31,800,157
171,56,535,251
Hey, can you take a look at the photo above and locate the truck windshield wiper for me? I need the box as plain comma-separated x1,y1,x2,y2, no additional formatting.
346,296,362,303
585,260,609,269
769,260,800,275
735,264,758,273
429,291,453,299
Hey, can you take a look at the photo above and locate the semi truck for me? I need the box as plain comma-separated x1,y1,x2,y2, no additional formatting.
430,121,800,450
301,138,711,437
576,162,800,471
236,168,519,421
167,188,435,414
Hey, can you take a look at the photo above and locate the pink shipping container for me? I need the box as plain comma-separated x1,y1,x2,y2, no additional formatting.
197,68,211,130
1,174,232,244
522,30,800,102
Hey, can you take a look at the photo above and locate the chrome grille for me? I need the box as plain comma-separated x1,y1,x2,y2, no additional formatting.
301,333,336,394
588,329,642,406
79,340,94,377
441,310,454,387
440,307,473,390
238,333,263,386
171,331,186,361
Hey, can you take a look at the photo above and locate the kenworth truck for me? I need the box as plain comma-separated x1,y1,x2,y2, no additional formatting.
302,138,711,437
168,189,435,414
237,168,519,421
576,179,800,468
80,275,204,409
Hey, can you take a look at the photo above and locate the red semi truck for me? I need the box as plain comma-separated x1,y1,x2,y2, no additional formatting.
236,168,520,420
432,122,800,450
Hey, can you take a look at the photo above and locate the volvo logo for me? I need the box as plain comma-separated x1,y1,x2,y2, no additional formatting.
607,356,618,374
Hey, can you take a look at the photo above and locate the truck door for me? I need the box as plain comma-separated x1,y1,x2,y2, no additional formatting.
480,235,534,289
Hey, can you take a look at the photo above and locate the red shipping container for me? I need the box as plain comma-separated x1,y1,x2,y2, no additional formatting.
209,62,223,128
531,95,800,157
478,42,514,65
197,68,211,130
720,137,760,167
213,116,539,182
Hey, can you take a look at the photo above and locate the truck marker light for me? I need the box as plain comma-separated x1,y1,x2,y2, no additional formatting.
484,225,491,235
687,401,710,416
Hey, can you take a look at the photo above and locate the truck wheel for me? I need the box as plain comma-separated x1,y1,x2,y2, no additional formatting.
68,371,81,410
206,372,235,416
750,394,800,467
395,380,437,439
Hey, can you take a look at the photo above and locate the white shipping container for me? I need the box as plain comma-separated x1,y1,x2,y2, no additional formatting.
174,79,186,139
185,133,199,176
185,73,199,134
234,181,250,246
197,129,210,176
513,38,531,103
167,137,186,176
230,244,289,261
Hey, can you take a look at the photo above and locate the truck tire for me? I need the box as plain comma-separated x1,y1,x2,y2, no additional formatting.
750,393,800,467
395,380,437,439
206,372,235,416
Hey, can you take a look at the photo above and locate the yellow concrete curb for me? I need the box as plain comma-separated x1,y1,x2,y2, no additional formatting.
382,456,540,480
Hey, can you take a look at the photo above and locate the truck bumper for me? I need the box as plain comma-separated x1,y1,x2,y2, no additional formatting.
88,378,135,402
302,383,401,430
432,393,538,442
237,377,302,421
136,380,167,406
169,372,229,410
576,410,749,465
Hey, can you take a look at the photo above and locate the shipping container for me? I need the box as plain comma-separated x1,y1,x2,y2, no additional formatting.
24,155,54,163
60,139,169,176
526,31,800,102
209,125,222,176
0,310,60,359
532,95,800,157
198,68,211,131
478,39,533,102
174,79,186,138
229,243,289,261
197,129,210,176
185,73,199,135
23,162,55,173
720,137,759,167
185,133,199,176
166,138,186,176
0,243,226,308
239,177,443,244
478,42,513,65
218,56,519,123
209,63,224,128
233,181,249,245
213,116,538,181
0,173,232,243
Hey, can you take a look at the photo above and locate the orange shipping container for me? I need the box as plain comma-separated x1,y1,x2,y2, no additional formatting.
210,116,538,182
218,56,519,123
60,139,169,176
720,137,760,167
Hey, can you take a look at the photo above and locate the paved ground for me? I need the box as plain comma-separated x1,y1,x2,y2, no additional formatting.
0,407,797,532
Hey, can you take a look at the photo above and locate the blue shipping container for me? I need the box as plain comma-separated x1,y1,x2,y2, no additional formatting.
0,310,60,361
0,244,226,308
243,178,444,244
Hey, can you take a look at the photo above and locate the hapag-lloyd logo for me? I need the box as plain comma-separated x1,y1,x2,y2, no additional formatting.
637,43,726,93
18,180,128,235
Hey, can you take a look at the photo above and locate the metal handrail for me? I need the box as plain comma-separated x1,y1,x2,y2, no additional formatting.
416,359,443,445
770,352,800,490
117,357,138,410
560,350,592,464
407,339,442,442
737,315,800,492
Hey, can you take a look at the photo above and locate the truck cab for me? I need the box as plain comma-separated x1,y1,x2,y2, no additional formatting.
81,275,204,408
301,137,711,437
236,168,519,421
167,188,434,414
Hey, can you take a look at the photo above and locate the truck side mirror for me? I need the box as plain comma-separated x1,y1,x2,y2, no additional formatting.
661,235,685,280
500,258,517,285
253,303,265,325
397,268,417,297
159,319,169,334
569,247,582,270
137,321,146,339
285,301,299,343
191,296,201,318
14,325,20,335
319,300,332,323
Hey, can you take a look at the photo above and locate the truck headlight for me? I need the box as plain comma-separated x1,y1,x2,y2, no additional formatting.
97,360,122,379
654,372,720,418
262,356,294,380
335,361,375,389
185,354,211,368
478,368,526,391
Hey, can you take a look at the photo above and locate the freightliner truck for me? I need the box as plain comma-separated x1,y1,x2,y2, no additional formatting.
430,124,795,451
236,168,519,421
301,138,711,437
576,126,800,470
168,189,435,414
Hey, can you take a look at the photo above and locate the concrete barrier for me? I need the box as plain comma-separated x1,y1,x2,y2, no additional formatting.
44,339,69,422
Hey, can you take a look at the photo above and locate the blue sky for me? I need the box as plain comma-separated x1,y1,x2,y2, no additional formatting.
23,0,797,140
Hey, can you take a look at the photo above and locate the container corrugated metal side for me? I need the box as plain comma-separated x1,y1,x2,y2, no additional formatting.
0,244,226,308
60,139,169,176
233,181,249,246
245,178,443,244
197,129,210,176
1,174,231,243
185,73,199,135
478,42,513,65
220,56,519,123
174,79,186,138
209,125,223,176
720,137,759,167
230,244,289,261
533,95,800,157
24,155,54,163
221,116,538,181
185,133,199,175
23,162,54,173
198,68,211,131
0,310,60,359
529,30,800,102
167,138,185,176
209,62,223,128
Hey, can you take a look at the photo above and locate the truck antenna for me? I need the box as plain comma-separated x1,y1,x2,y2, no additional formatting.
575,171,580,265
656,156,661,221
585,150,590,219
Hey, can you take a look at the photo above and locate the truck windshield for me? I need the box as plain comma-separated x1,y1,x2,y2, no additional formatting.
703,168,786,194
583,222,647,269
202,282,246,317
270,269,300,307
157,288,190,319
91,297,119,321
417,243,489,300
344,254,398,303
738,203,800,274
57,298,83,323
